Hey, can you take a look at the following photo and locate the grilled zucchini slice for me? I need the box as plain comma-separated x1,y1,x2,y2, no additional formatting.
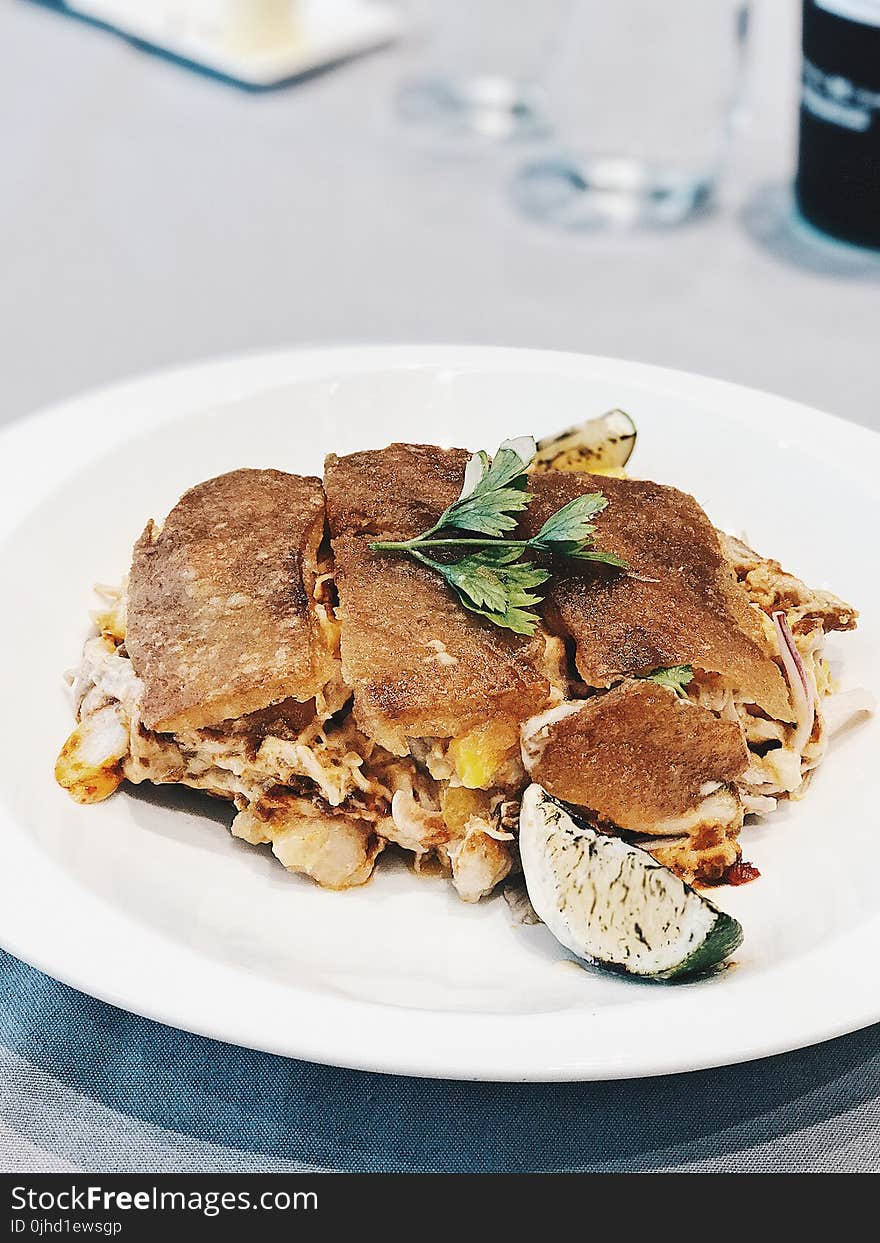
534,408,637,475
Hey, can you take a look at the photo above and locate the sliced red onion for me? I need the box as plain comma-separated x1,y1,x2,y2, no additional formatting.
772,610,816,753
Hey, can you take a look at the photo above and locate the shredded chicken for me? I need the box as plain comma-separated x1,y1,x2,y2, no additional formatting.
441,824,514,903
57,581,396,889
574,537,863,884
58,582,519,897
719,533,857,633
655,533,865,879
704,538,853,811
231,791,384,890
58,528,864,897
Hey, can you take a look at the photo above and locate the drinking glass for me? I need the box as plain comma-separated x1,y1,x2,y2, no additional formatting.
513,0,752,227
395,0,572,141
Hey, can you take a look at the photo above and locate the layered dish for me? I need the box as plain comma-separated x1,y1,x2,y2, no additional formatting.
55,413,868,979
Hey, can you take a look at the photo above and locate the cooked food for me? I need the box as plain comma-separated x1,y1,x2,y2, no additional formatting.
523,472,791,719
519,785,743,980
324,442,470,543
522,682,749,882
534,408,637,476
325,443,562,746
126,469,337,733
56,470,388,890
328,534,556,755
325,442,566,897
56,419,864,973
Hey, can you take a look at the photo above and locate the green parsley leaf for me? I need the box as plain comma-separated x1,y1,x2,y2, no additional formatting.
639,665,694,697
368,435,627,635
444,486,532,538
565,547,629,567
415,546,550,636
529,493,608,552
528,495,627,565
435,438,536,538
458,597,545,637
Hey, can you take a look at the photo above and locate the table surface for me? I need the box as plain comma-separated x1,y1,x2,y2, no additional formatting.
1,0,878,1173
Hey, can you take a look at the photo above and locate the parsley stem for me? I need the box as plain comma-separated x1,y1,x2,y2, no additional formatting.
371,538,533,552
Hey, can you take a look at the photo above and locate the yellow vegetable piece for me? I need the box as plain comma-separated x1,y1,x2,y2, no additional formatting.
55,705,128,804
440,787,493,835
448,719,520,789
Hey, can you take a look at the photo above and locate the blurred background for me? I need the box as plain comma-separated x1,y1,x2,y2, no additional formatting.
2,0,878,422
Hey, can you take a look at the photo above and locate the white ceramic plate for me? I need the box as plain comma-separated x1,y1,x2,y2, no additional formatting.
1,346,877,1081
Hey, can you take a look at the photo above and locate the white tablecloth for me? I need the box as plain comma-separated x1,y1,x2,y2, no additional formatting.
3,0,879,427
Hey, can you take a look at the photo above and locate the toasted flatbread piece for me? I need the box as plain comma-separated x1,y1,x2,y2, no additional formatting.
524,681,749,832
324,442,470,540
127,469,335,733
523,473,790,719
331,535,553,753
324,444,553,753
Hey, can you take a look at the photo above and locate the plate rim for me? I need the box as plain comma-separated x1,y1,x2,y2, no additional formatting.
2,343,878,1082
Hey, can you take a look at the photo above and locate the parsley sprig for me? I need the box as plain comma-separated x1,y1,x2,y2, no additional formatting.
369,437,626,635
639,666,694,697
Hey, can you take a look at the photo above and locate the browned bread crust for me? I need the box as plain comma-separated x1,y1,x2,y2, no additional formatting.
126,469,335,732
526,681,749,832
332,534,553,754
324,444,554,753
324,443,470,540
523,473,791,719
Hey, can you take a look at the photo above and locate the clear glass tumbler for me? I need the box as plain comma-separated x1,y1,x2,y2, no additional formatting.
395,0,572,141
513,0,752,228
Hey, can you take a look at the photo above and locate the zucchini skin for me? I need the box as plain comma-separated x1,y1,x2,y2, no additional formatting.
534,409,637,473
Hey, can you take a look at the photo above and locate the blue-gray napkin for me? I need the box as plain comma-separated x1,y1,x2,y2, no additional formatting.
1,949,878,1172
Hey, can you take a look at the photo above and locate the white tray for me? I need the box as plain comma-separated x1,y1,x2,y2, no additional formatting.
65,0,402,87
